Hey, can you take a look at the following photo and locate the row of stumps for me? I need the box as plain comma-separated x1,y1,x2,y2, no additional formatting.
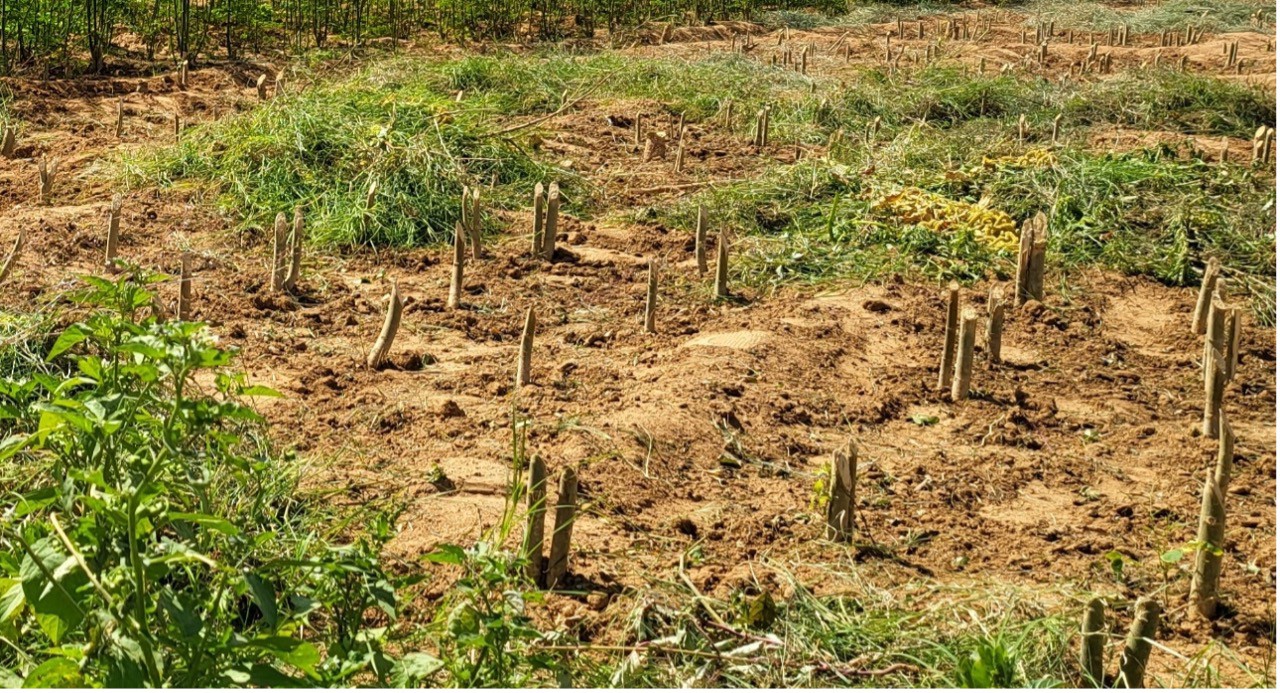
354,187,743,589
1187,256,1245,623
922,210,1250,686
934,212,1045,402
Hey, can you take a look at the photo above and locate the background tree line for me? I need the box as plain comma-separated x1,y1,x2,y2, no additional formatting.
0,0,849,75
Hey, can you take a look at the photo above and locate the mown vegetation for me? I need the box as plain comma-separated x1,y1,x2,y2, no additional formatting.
4,0,1275,687
125,48,1276,319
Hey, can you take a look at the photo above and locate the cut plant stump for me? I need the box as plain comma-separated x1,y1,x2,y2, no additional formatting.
523,455,548,586
366,280,402,370
1202,349,1227,439
937,282,960,390
516,307,536,386
1192,258,1221,335
270,212,288,293
543,183,560,261
178,253,193,321
1014,212,1047,305
105,194,122,270
285,206,303,291
0,125,15,158
643,260,658,334
0,229,27,283
448,222,465,310
1080,598,1106,687
532,182,546,255
951,310,978,402
986,289,1005,364
1118,598,1161,689
824,441,857,541
713,234,729,299
545,466,579,590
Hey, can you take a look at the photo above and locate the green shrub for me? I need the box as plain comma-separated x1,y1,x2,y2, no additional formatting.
0,272,434,686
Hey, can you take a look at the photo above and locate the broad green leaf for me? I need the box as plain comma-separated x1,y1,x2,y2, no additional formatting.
47,326,89,360
169,512,241,536
246,637,320,677
22,657,82,688
422,544,466,566
0,579,24,624
244,573,279,629
391,653,444,686
19,538,85,644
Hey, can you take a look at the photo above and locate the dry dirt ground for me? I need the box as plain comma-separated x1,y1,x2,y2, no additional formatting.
0,7,1275,684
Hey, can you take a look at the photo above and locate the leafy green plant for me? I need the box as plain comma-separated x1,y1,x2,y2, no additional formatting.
0,271,428,687
423,542,559,687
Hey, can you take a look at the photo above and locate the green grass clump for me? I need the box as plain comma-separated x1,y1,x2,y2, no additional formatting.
663,123,1276,320
121,58,567,248
1061,70,1277,137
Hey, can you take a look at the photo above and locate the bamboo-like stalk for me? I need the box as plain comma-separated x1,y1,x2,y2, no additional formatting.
523,455,548,586
542,183,560,261
1223,309,1241,381
366,280,403,370
516,307,536,386
951,310,978,402
713,234,729,298
544,466,579,590
1080,598,1106,687
178,253,193,321
937,282,960,390
532,182,546,255
1189,413,1233,619
824,441,857,541
1202,349,1227,439
105,193,122,270
695,205,709,274
1192,258,1221,335
115,98,124,138
986,289,1005,364
448,222,465,310
643,260,657,334
0,229,27,283
1117,598,1161,689
0,125,15,158
270,212,288,293
285,206,304,290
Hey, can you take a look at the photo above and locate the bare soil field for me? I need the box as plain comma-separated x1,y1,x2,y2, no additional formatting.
0,5,1275,686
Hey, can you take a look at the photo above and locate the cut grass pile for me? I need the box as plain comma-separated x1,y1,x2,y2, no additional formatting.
120,59,570,248
119,41,1275,318
649,65,1275,321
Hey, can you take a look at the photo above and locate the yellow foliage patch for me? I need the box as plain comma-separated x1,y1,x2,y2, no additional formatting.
873,187,1019,253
